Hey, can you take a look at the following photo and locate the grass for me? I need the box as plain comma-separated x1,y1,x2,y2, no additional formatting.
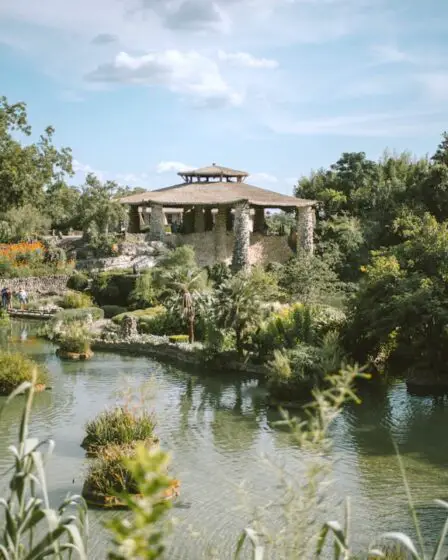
58,321,91,354
82,406,157,453
54,307,104,323
83,444,138,496
59,290,94,309
0,350,48,395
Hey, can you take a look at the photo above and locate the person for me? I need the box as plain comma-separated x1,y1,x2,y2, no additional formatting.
18,288,28,310
1,287,7,309
5,287,12,310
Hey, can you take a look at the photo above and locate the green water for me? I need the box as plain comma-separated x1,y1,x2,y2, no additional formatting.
1,320,448,558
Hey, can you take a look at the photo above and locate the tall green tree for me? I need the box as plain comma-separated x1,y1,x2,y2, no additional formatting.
0,96,73,211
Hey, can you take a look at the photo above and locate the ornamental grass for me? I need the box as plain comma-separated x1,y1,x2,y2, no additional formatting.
82,406,157,454
0,350,48,395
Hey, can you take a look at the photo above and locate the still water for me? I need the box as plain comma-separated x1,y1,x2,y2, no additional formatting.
1,320,448,558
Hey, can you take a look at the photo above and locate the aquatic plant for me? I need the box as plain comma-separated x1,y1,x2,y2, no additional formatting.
59,290,94,309
0,307,10,327
0,372,88,558
82,406,157,453
83,444,138,496
0,350,48,395
57,321,92,355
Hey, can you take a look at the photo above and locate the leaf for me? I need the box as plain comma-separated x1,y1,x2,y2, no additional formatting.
379,532,421,559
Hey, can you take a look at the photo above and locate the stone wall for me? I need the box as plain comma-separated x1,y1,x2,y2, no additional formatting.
0,275,69,295
172,232,293,267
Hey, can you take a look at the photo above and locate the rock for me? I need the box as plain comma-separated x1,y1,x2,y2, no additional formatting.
120,315,138,338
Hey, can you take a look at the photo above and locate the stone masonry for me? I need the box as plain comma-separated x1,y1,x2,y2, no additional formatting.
232,202,251,271
297,206,314,254
149,204,165,241
0,275,70,295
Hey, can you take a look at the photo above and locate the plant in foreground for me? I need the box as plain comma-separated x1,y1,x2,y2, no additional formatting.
0,374,88,559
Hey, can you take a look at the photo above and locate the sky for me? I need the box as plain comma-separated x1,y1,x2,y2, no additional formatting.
1,0,448,195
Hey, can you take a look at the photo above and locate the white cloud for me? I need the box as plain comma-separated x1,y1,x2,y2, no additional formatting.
86,50,244,107
156,161,194,173
417,72,448,101
218,50,278,69
73,159,102,179
268,110,444,137
370,44,409,64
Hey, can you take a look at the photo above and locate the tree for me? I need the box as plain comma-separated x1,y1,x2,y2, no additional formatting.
0,96,73,212
0,204,51,242
78,173,127,235
44,183,81,232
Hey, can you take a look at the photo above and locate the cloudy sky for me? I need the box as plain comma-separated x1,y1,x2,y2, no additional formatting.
1,0,447,194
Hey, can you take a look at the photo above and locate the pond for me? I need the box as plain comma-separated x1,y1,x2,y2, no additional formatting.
1,319,448,558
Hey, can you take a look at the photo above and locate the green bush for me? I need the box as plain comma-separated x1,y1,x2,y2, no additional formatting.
0,308,10,327
0,351,48,395
112,306,166,325
58,322,91,354
67,272,89,292
82,407,156,453
168,335,189,344
91,272,137,306
101,305,128,319
83,444,138,496
55,307,104,323
129,271,156,309
59,290,93,309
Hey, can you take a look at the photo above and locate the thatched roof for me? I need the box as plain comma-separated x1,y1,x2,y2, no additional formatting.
121,179,315,209
179,163,248,179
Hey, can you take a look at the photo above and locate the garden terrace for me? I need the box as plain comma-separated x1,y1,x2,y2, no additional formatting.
121,164,316,270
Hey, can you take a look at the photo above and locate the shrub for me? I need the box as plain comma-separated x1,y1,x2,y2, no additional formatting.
91,272,137,306
55,307,104,323
0,308,10,327
0,351,48,395
129,271,156,309
83,444,138,496
168,335,189,344
102,305,128,319
58,322,91,354
112,306,166,325
67,272,89,292
82,407,156,453
59,290,94,309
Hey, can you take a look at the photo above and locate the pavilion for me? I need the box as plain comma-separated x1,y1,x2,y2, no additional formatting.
120,164,316,270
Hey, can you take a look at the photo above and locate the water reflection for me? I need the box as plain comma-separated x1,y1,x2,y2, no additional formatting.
1,320,448,557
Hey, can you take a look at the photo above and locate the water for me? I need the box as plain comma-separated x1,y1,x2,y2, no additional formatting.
1,320,448,558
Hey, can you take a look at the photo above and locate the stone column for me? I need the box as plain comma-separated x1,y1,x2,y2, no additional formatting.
215,207,227,262
253,207,265,233
128,206,140,233
149,203,165,241
296,206,314,254
232,202,251,272
194,206,205,233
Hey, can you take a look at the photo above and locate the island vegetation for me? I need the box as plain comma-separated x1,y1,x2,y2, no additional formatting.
2,94,448,557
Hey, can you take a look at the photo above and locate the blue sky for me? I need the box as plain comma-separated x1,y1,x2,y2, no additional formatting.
1,0,447,195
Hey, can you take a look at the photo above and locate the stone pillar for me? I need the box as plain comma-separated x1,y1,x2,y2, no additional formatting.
253,207,265,233
128,206,140,233
215,207,227,262
232,202,251,272
194,206,205,233
296,206,314,254
149,203,165,241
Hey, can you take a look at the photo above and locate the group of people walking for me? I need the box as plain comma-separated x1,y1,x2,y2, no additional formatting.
1,287,28,310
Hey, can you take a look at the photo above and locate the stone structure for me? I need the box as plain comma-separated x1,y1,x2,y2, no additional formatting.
0,275,70,295
121,164,316,271
120,315,138,338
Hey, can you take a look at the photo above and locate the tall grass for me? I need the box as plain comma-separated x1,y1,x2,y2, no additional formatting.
0,350,48,395
81,407,157,454
0,373,88,558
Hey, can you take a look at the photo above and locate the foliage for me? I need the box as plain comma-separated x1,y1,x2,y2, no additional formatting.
59,290,94,309
345,213,448,375
279,251,344,305
83,444,138,496
129,271,156,309
102,305,128,319
0,307,10,327
0,241,72,278
67,272,89,292
205,262,232,286
54,307,104,323
91,272,137,307
168,334,189,344
0,375,88,559
106,445,174,560
78,173,127,235
58,321,91,354
82,407,156,453
0,350,48,394
0,205,51,242
155,245,196,271
44,183,81,232
0,96,73,212
265,210,295,235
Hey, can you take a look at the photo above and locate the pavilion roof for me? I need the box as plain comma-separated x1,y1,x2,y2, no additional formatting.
179,164,248,179
120,179,315,209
